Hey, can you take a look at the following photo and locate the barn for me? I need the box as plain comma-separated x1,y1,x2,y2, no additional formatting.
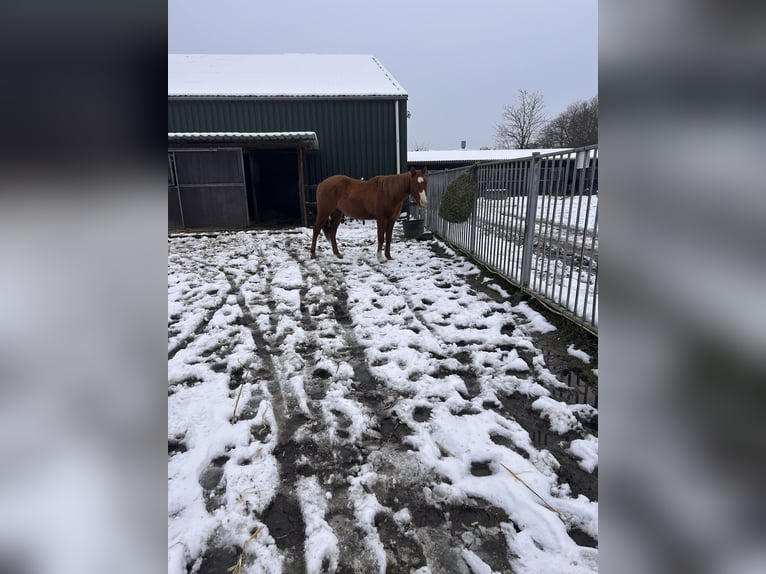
407,148,566,172
168,54,409,229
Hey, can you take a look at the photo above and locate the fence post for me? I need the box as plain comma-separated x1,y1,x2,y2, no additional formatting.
468,167,477,257
520,152,541,290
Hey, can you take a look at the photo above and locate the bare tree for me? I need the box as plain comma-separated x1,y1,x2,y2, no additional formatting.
494,89,547,149
412,141,430,151
539,96,598,148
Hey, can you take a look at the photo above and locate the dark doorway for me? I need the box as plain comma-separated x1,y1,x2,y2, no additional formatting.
245,149,301,225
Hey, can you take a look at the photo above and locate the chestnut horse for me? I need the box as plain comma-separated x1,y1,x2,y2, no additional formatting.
310,167,428,261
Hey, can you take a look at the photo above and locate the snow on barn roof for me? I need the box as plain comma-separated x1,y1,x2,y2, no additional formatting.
408,148,570,164
168,54,408,98
168,131,319,149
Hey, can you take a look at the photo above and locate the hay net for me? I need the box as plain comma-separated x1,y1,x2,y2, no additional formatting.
438,164,478,223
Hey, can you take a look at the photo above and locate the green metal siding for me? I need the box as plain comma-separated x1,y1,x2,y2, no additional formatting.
397,99,408,174
168,98,408,187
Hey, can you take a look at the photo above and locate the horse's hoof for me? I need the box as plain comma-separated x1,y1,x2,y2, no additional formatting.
376,252,386,263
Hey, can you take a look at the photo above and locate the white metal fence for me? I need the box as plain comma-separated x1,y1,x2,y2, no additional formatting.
417,145,598,333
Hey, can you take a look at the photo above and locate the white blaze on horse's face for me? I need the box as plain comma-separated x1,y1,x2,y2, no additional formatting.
414,174,428,207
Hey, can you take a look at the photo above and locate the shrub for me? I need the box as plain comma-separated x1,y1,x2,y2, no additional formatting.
438,164,478,223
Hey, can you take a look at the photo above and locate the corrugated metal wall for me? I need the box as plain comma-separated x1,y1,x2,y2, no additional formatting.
168,98,408,187
170,148,249,228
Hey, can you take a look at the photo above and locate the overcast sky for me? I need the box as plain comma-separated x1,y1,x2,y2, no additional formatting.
168,0,597,151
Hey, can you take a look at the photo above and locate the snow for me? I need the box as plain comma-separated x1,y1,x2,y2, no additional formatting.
431,193,599,326
168,54,407,97
462,548,495,573
168,132,320,148
567,434,599,473
296,475,339,574
567,344,592,364
168,224,598,572
513,301,558,334
168,131,316,139
531,395,596,435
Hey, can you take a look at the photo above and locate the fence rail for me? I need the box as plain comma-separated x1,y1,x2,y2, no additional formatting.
417,145,598,333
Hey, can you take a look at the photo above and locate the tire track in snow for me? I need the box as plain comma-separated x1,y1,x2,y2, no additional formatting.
301,249,516,573
232,243,313,573
180,239,311,573
167,270,232,361
249,236,420,573
315,243,589,572
227,273,289,449
287,244,399,573
292,237,460,571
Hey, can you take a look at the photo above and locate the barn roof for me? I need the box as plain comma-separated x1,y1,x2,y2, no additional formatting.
168,54,407,98
168,131,319,149
408,148,569,164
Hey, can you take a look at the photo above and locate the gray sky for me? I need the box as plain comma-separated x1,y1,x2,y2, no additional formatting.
168,0,597,151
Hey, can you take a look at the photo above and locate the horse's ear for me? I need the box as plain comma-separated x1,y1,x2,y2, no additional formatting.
409,167,416,175
422,167,428,175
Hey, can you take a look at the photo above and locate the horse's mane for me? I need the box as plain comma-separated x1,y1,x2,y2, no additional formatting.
373,172,409,197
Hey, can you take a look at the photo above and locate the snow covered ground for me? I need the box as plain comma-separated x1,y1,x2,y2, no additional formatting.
168,222,598,573
488,193,598,326
442,194,598,327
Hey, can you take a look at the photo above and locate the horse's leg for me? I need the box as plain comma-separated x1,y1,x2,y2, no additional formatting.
328,210,344,258
311,218,324,259
376,217,387,263
311,204,333,258
384,214,398,260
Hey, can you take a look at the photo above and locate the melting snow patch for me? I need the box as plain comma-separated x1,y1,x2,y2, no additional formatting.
531,396,584,434
462,548,495,573
567,344,591,364
567,434,599,473
513,301,557,333
296,475,340,574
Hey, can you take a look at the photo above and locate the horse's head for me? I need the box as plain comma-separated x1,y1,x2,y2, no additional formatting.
408,167,428,208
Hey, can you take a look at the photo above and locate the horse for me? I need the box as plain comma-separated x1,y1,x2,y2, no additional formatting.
310,167,428,262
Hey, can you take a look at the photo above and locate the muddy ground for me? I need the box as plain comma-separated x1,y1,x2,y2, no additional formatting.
168,225,598,574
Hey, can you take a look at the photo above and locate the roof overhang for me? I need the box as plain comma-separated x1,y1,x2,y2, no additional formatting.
168,131,319,150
